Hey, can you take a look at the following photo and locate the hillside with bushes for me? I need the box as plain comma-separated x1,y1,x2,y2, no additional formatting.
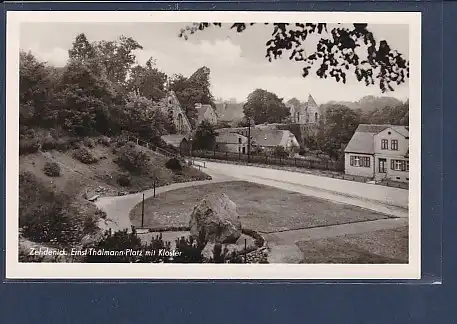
18,33,213,259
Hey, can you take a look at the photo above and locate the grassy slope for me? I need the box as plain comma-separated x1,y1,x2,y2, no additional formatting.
20,142,210,196
18,140,211,252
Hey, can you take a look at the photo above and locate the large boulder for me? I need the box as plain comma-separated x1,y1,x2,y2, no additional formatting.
189,193,242,245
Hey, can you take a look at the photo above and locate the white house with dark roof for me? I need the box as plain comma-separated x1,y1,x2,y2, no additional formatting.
215,132,249,154
251,129,299,153
215,127,299,155
344,124,409,183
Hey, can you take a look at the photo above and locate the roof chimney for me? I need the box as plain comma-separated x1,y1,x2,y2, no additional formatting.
195,103,202,109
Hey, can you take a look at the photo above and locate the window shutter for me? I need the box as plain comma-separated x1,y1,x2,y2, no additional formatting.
366,157,370,168
350,156,354,166
391,159,395,170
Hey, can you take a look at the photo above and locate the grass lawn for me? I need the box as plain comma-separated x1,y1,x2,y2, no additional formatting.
130,181,393,233
296,226,408,264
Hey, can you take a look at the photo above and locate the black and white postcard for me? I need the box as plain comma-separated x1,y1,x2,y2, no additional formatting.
6,11,421,279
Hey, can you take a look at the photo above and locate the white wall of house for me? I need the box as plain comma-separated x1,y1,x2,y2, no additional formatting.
374,155,409,182
373,128,409,183
374,128,408,156
280,131,300,152
344,153,375,178
215,132,248,154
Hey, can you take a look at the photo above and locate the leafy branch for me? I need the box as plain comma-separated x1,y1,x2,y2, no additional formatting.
179,23,409,93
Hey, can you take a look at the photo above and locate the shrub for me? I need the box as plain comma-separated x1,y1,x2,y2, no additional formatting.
84,229,204,263
117,173,131,187
165,157,183,171
115,142,150,173
73,147,98,164
19,138,40,155
272,146,289,158
41,138,70,152
95,208,107,220
97,136,111,147
83,137,95,148
19,172,87,246
43,161,61,177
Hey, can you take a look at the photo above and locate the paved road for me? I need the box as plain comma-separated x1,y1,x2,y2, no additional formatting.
195,160,409,218
96,161,409,263
95,178,231,232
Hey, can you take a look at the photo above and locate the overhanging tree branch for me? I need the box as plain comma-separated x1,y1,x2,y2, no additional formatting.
178,23,409,93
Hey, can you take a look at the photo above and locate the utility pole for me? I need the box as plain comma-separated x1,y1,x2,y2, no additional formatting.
247,117,251,164
153,178,156,198
141,193,145,228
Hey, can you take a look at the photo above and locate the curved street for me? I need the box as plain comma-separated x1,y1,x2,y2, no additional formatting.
95,161,409,263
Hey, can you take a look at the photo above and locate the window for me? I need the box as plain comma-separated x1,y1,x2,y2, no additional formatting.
391,159,408,171
238,138,242,144
350,155,370,168
381,139,388,150
378,158,387,173
391,139,399,150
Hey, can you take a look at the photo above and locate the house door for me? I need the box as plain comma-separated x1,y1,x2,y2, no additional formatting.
378,158,387,173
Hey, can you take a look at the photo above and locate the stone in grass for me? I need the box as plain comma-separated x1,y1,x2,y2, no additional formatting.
189,193,242,245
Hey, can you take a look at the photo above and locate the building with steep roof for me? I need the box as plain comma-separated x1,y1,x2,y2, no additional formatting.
214,102,245,125
160,134,190,155
195,103,218,126
215,127,299,155
344,124,409,182
287,94,321,125
157,91,192,135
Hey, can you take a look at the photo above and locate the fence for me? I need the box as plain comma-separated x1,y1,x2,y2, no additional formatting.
121,134,179,158
192,149,345,173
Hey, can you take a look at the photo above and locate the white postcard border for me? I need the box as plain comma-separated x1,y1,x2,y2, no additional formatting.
6,10,421,280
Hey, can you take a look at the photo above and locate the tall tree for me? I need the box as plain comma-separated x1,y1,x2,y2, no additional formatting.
169,67,215,126
68,33,96,62
179,23,409,93
194,120,217,150
243,89,290,124
126,57,167,102
92,35,143,85
114,92,169,141
287,97,301,107
317,104,360,159
55,58,118,136
19,51,57,128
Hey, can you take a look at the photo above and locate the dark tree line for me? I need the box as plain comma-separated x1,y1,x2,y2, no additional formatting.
20,33,216,143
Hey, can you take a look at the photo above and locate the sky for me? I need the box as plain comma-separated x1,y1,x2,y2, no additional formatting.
20,22,410,104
